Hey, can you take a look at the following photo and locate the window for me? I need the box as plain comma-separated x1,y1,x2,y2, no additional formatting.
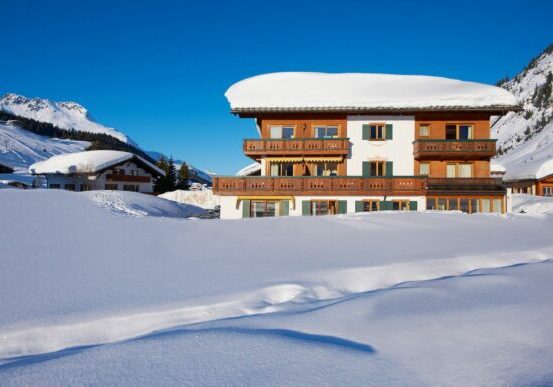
363,200,380,212
446,164,456,178
123,185,139,192
251,200,277,218
315,162,338,176
481,199,491,213
459,164,472,178
314,126,339,139
427,197,500,214
369,124,385,140
445,124,473,140
369,161,386,177
269,125,294,139
64,184,76,191
426,198,436,210
446,163,472,178
392,200,409,211
419,163,430,176
493,199,502,213
311,200,336,216
419,124,430,137
114,168,125,176
80,184,92,191
448,198,458,211
270,162,294,176
49,184,60,189
105,184,118,190
543,187,553,196
129,170,138,176
460,199,470,213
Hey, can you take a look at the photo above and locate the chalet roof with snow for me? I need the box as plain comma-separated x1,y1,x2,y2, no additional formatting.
225,72,520,115
29,150,165,176
503,158,553,182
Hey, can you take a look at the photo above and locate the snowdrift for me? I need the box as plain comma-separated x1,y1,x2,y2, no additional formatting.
1,190,553,384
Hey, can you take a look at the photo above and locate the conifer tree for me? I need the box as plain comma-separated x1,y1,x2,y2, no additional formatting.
166,156,178,192
177,163,190,190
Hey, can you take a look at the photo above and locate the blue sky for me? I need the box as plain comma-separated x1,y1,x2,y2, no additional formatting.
2,0,552,174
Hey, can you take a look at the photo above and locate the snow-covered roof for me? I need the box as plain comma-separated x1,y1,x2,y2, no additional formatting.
29,150,164,176
225,72,519,113
503,158,553,182
236,162,261,176
490,161,506,173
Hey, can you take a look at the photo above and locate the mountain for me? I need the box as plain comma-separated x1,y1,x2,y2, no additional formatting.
0,93,135,146
493,44,553,171
146,151,213,185
0,120,89,171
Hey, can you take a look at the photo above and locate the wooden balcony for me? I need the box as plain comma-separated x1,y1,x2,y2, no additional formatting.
413,140,496,160
243,138,350,157
213,176,427,196
106,174,151,183
427,177,505,193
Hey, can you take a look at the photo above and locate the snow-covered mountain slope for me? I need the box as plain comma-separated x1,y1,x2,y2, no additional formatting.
493,44,553,172
0,120,89,171
0,93,135,146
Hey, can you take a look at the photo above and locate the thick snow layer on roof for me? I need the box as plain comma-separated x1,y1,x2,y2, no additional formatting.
503,157,553,182
225,72,519,111
28,150,163,175
236,162,261,176
490,161,506,173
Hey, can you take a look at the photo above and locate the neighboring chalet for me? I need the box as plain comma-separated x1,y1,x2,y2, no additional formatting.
0,161,14,174
29,150,164,193
0,161,37,189
502,158,553,196
213,72,520,219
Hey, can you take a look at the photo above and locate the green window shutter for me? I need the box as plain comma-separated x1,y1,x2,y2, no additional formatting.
337,200,347,214
279,200,289,216
302,200,311,216
409,201,418,211
355,200,364,212
242,200,251,218
362,161,370,177
385,124,393,140
380,201,393,211
385,161,393,177
362,124,370,140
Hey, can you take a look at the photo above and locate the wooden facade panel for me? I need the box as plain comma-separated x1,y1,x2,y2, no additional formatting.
414,112,492,140
257,114,347,139
414,160,490,178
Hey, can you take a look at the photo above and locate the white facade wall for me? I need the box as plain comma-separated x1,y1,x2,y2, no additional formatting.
346,115,415,176
219,195,426,220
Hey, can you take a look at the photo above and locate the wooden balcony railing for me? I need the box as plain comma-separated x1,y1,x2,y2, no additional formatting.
106,174,151,183
413,140,496,160
213,176,427,196
243,138,350,157
427,177,505,193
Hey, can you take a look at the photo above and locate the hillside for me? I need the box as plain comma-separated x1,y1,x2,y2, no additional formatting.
0,120,89,171
493,44,553,171
0,93,134,145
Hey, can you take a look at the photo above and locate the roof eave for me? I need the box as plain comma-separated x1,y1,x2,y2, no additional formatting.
231,104,522,117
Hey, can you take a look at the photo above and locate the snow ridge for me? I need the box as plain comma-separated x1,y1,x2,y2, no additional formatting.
1,247,551,361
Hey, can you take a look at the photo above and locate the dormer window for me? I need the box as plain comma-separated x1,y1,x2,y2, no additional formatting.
269,125,294,139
